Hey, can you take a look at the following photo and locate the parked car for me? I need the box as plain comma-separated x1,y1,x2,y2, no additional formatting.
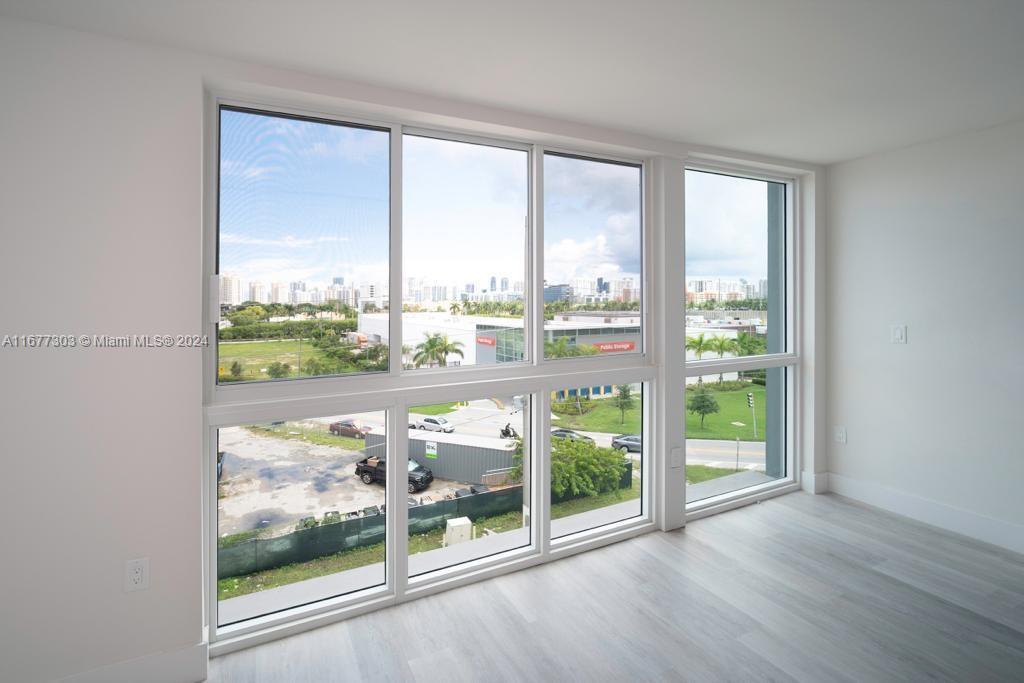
355,456,434,494
550,428,595,444
329,418,371,438
412,416,455,433
611,434,642,453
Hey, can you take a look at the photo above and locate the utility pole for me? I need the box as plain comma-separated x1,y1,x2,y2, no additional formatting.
747,392,758,439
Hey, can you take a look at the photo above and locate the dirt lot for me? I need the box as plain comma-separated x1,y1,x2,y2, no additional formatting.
217,426,463,536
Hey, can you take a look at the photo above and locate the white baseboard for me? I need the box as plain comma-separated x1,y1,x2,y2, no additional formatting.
800,470,829,494
59,642,207,683
828,473,1024,556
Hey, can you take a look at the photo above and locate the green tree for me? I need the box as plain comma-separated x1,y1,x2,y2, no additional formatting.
735,331,765,357
612,384,636,425
707,335,738,383
229,361,243,379
412,333,465,368
687,385,720,430
685,332,714,360
266,362,291,379
685,332,714,384
544,337,599,359
550,439,625,499
449,302,461,316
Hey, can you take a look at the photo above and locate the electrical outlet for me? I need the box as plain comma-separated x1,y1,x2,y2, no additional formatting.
834,426,847,444
890,324,907,344
124,557,150,592
670,447,683,469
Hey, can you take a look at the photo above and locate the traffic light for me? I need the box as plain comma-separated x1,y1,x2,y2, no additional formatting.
747,392,754,408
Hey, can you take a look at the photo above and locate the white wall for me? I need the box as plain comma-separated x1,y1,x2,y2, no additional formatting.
0,18,206,683
827,119,1024,552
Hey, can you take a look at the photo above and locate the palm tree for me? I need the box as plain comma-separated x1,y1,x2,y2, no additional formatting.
708,335,738,383
685,332,714,385
735,331,764,358
449,302,461,316
412,333,464,368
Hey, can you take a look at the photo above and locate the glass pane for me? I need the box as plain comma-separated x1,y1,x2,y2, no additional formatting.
550,382,644,538
543,154,642,359
684,169,785,358
685,369,786,504
401,135,528,370
216,411,387,625
217,108,390,383
407,395,530,576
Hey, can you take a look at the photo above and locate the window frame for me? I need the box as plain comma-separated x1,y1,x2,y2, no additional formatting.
681,162,801,513
202,93,808,653
540,149,648,364
203,96,659,648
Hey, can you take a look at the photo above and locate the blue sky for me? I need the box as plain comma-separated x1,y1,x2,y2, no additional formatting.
220,108,769,294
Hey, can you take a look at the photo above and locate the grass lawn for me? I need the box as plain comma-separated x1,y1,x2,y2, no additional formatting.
245,423,366,452
550,476,641,519
686,464,738,484
219,509,526,600
218,338,330,381
553,382,768,442
409,402,458,415
218,468,742,600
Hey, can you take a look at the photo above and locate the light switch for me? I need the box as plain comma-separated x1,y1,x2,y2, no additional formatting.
890,324,907,344
670,447,683,468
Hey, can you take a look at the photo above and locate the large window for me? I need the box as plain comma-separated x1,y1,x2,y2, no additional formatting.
543,154,642,359
208,101,806,642
216,411,387,626
684,168,792,506
217,107,391,383
402,135,528,370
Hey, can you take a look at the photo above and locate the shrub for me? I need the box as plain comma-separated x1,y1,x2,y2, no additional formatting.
551,397,595,415
550,439,626,499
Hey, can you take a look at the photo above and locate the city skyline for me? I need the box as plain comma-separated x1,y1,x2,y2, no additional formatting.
219,109,774,308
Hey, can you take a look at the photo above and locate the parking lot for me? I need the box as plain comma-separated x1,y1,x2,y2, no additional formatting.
217,425,463,537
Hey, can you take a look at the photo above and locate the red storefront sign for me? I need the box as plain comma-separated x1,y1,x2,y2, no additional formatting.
476,335,497,346
593,341,636,353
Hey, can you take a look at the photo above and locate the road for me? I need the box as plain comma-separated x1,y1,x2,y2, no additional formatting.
309,400,766,470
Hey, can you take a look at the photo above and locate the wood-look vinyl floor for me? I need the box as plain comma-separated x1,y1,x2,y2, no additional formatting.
210,492,1024,682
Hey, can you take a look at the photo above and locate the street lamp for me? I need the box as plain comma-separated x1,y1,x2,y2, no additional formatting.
730,421,746,471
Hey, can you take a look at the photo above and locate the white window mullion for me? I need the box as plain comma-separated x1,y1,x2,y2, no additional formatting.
529,144,545,366
388,400,409,600
535,389,552,557
388,124,403,377
653,156,687,530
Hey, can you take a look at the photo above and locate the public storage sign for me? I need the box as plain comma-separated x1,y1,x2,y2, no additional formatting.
593,341,636,353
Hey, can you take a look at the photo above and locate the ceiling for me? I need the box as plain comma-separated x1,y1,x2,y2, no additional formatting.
3,0,1023,164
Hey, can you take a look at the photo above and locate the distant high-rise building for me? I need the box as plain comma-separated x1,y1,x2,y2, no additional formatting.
290,281,306,293
758,278,769,299
500,277,509,291
271,282,288,304
543,283,574,303
248,281,267,304
333,276,345,286
465,283,476,294
490,276,497,291
219,274,241,305
513,280,524,294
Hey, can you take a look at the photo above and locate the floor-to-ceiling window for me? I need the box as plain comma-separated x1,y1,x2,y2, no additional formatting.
683,168,794,506
206,100,805,645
